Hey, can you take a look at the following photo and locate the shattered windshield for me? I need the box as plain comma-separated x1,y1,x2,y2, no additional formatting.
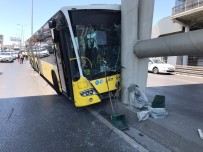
75,24,121,79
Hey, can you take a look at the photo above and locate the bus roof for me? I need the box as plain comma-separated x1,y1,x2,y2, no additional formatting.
60,4,121,12
27,4,121,41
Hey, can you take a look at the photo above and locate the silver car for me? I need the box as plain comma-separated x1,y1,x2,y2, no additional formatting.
0,52,14,62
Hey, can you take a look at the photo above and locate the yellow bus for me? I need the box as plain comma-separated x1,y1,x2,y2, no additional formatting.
27,5,121,107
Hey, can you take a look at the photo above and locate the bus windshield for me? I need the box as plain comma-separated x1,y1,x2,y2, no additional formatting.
76,24,120,79
70,10,121,80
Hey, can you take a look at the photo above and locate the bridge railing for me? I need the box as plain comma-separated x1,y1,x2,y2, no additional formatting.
172,0,203,15
175,65,203,77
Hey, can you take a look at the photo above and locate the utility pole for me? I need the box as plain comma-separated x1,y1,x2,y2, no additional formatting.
17,24,23,47
31,0,33,36
17,24,26,48
30,0,34,60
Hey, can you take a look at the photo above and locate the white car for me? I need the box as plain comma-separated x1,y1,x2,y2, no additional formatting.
39,49,49,58
148,58,175,74
13,51,20,59
2,52,16,60
0,52,14,62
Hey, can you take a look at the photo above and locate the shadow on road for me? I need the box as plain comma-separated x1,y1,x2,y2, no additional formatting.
0,95,137,152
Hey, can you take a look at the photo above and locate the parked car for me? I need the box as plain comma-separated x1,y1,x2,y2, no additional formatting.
12,51,20,59
8,52,17,60
148,58,175,74
0,52,14,62
38,49,49,58
2,52,16,60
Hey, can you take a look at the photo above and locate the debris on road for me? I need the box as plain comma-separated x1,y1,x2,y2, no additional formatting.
198,129,203,139
137,110,150,121
128,84,168,121
137,107,168,121
128,84,149,109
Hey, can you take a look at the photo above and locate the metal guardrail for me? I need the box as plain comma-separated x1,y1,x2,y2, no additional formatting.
172,0,203,15
175,65,203,77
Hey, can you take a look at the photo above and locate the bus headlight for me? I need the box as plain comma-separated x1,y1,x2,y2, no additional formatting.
80,89,97,97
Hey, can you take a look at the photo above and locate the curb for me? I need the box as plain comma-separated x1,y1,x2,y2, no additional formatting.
87,108,149,152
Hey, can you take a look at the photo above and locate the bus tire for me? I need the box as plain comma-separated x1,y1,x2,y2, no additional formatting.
52,71,61,95
34,62,38,71
30,59,34,68
36,63,41,75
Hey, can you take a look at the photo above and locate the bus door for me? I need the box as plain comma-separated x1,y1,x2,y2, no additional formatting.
49,16,73,99
54,42,67,93
57,28,74,99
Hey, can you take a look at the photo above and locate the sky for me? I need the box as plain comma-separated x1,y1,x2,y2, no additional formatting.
0,0,175,45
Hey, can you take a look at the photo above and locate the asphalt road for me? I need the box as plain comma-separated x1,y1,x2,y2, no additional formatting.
146,73,203,151
0,60,137,152
147,73,203,123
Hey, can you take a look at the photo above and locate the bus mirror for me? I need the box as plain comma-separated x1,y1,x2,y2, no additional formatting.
51,29,59,43
49,19,56,29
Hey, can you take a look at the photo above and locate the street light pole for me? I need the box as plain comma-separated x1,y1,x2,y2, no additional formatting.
31,0,33,36
17,24,24,47
30,0,34,60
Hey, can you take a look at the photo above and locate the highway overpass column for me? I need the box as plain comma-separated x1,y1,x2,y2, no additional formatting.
121,0,154,104
183,26,190,65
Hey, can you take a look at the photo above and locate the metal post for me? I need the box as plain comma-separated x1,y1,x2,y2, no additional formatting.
30,0,34,62
17,24,23,47
17,24,26,47
182,26,190,65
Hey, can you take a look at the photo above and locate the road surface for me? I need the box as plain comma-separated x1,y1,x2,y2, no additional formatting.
0,60,138,152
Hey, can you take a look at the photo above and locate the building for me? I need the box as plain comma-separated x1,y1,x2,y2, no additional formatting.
172,0,203,66
152,0,203,66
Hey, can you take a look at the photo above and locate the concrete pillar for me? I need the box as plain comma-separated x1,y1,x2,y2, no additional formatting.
121,0,154,105
183,26,189,65
136,0,155,92
167,56,178,65
121,0,139,104
182,56,188,65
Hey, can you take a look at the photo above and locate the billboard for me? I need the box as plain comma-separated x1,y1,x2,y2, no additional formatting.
10,37,21,42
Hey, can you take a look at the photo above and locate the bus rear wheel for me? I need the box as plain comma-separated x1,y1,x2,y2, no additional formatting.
36,63,41,75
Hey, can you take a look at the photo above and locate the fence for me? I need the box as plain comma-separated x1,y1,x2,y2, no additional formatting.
172,0,203,15
175,65,203,77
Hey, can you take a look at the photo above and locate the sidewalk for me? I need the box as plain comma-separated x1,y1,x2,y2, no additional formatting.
90,98,203,152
